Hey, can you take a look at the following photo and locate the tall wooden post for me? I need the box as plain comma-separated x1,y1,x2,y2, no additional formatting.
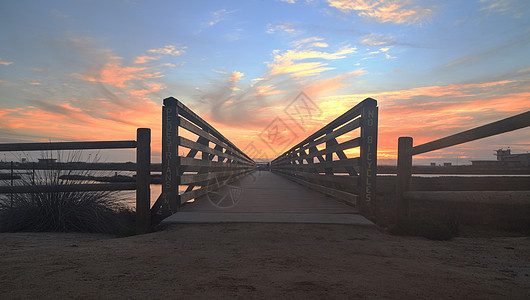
359,99,378,216
136,128,151,234
162,97,179,215
396,137,413,219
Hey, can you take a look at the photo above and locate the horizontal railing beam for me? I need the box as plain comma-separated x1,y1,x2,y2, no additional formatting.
178,116,253,165
178,136,252,165
0,140,137,152
272,98,375,162
410,111,530,156
0,183,136,194
0,163,143,171
179,156,250,169
166,97,253,162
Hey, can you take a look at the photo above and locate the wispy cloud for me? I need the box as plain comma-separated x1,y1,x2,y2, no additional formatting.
0,59,13,66
361,33,394,46
74,62,162,88
443,31,530,69
267,46,357,77
266,22,300,34
229,71,244,82
388,68,405,74
479,0,524,17
208,9,237,26
291,37,329,48
134,55,160,64
327,0,434,25
147,45,186,56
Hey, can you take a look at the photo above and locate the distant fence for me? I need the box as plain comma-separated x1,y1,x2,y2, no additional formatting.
0,129,151,234
270,98,378,215
150,97,255,218
396,110,530,219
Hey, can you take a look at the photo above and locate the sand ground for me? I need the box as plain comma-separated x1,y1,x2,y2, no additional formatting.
1,223,529,299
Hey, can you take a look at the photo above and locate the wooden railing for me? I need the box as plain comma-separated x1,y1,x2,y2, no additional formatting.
0,128,152,233
151,97,255,218
396,110,530,219
270,98,378,215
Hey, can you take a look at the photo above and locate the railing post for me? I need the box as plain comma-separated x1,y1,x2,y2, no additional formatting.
396,137,413,219
136,128,151,234
359,99,378,216
162,97,179,215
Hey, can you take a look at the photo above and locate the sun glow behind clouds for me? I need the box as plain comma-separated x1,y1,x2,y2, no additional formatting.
0,0,529,164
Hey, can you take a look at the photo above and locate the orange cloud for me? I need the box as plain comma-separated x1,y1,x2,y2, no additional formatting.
75,62,162,88
229,71,244,82
328,0,433,25
319,78,530,163
254,84,284,96
134,55,160,64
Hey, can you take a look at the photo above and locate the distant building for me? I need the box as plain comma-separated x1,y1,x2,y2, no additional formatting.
443,162,452,167
471,149,530,168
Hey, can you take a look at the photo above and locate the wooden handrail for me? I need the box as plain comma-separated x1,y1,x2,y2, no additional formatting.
396,110,530,219
0,128,152,234
151,97,255,217
270,98,378,215
410,111,530,156
0,140,137,152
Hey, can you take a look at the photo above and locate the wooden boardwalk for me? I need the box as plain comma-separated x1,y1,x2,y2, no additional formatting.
163,171,374,226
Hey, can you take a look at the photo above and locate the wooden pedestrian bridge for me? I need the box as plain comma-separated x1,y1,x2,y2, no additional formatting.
1,96,528,234
152,97,378,228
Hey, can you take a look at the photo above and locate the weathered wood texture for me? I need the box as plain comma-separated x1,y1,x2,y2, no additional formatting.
180,171,358,214
270,98,378,215
136,128,151,234
151,97,255,218
396,110,530,219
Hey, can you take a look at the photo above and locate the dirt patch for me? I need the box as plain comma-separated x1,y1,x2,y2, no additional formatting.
1,223,529,299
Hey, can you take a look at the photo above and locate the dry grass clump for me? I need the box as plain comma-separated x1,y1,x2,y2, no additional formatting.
0,151,134,235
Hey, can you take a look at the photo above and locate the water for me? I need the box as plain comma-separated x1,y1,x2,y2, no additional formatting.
119,184,162,208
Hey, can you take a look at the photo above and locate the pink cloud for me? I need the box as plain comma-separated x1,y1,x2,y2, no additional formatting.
74,62,163,88
134,55,160,64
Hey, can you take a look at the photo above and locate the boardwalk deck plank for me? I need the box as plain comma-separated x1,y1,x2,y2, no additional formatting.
164,171,373,225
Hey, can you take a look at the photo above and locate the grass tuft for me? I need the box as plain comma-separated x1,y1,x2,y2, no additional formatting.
0,151,135,235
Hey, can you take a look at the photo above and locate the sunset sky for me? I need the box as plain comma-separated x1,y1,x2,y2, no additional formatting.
1,0,529,165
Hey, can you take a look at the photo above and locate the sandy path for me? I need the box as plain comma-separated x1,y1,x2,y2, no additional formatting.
1,224,529,299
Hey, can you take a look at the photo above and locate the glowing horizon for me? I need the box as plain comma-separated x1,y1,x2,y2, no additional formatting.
1,1,529,165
